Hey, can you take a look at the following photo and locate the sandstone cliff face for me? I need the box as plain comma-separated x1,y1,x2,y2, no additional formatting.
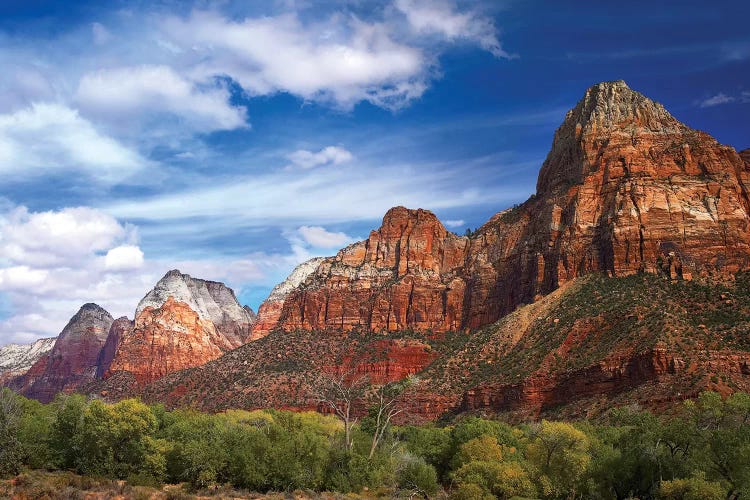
265,81,750,334
251,257,325,338
103,270,256,387
96,317,132,378
106,297,230,385
23,303,113,403
136,270,256,347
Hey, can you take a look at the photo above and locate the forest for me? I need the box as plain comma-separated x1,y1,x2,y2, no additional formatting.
1,388,749,499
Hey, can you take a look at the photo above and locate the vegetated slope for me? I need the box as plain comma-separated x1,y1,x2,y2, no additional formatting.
95,273,750,422
402,272,750,421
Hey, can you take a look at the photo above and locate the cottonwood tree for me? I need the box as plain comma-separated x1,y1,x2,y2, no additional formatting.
310,367,369,451
366,383,407,459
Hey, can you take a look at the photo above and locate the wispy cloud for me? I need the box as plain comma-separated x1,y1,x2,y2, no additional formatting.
76,65,248,132
444,219,465,228
394,0,513,59
286,146,353,169
699,92,736,108
104,160,513,227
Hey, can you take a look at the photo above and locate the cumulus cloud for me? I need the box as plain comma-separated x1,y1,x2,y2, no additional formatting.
286,146,353,169
0,206,136,268
0,103,146,183
699,92,736,108
0,205,152,343
444,219,465,228
162,10,430,110
297,226,355,248
76,65,248,132
394,0,512,58
105,245,144,271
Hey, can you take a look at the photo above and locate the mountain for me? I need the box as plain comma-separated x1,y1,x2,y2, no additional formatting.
135,269,256,347
256,80,750,335
95,80,750,420
19,304,113,403
6,271,256,402
102,270,256,388
0,338,56,385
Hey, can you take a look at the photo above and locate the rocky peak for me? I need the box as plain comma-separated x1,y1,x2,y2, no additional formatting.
136,269,255,346
106,296,229,385
250,257,326,339
348,206,464,277
22,303,114,402
536,80,686,195
740,148,750,165
60,303,114,342
569,80,677,132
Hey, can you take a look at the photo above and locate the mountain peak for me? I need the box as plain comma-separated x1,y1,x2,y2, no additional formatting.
536,81,688,195
565,79,676,133
135,269,255,347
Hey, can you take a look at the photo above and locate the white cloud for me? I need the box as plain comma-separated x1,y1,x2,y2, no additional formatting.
0,266,49,291
297,226,355,248
0,103,146,183
76,65,248,132
287,146,353,169
105,245,144,271
699,92,736,108
0,206,135,268
163,10,430,110
742,91,750,103
0,205,153,344
394,0,512,59
444,219,465,228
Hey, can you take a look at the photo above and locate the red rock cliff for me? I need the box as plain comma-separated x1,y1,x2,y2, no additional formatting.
106,297,231,385
257,81,750,334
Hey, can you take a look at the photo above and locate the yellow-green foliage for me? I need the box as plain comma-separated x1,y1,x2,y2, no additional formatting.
1,390,750,498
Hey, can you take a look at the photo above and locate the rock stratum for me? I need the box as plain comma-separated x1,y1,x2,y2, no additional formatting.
101,271,256,388
253,80,750,335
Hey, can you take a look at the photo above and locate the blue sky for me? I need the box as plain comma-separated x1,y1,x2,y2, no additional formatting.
0,0,748,344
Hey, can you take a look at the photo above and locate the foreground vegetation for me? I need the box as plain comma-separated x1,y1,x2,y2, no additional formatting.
1,389,749,499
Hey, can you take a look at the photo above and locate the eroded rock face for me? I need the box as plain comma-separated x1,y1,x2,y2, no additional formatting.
136,270,256,347
106,297,230,385
96,317,132,378
0,337,56,385
267,81,750,334
251,257,326,338
273,207,470,333
23,303,113,403
104,271,257,386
